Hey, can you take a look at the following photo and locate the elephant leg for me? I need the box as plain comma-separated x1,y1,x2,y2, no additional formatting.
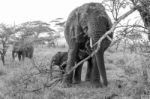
29,48,34,59
22,51,26,61
62,44,78,87
1,55,5,65
22,55,25,60
95,51,108,86
18,53,21,61
91,56,102,87
73,62,83,84
85,58,93,81
29,53,33,59
12,51,15,60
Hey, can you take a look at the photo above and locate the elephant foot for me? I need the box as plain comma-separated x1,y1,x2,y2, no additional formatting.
90,79,102,88
90,81,102,88
103,79,108,87
73,79,81,84
61,73,73,88
104,81,108,87
85,78,90,82
73,76,81,84
85,73,91,81
61,81,72,88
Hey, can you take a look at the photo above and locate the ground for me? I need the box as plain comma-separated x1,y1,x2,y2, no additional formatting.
0,45,149,99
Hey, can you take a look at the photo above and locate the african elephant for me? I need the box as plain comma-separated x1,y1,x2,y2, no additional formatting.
50,51,68,73
63,3,113,87
12,42,34,61
50,46,92,83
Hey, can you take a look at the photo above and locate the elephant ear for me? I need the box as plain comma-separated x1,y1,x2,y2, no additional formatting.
102,14,112,31
100,15,113,38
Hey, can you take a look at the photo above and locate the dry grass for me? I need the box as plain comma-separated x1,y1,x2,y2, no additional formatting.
0,46,149,99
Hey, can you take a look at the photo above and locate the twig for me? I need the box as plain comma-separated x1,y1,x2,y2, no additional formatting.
24,77,62,93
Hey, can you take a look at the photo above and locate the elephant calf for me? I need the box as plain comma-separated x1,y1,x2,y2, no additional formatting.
50,51,68,72
50,49,91,81
50,51,68,79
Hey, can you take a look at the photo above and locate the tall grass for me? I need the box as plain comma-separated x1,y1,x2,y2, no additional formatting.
0,45,149,99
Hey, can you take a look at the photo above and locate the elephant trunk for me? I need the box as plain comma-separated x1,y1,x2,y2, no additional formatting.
88,16,112,86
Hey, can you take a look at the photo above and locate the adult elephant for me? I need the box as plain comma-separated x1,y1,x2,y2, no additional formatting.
63,3,113,87
12,41,34,61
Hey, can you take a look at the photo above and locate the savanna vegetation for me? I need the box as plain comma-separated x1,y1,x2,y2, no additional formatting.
0,0,150,99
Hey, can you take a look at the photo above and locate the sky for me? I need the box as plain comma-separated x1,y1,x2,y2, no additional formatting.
0,0,105,25
0,0,146,42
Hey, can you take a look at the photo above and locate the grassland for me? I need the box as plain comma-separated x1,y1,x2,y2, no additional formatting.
0,45,149,99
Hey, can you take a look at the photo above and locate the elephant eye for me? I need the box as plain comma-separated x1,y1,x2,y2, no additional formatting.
53,58,57,62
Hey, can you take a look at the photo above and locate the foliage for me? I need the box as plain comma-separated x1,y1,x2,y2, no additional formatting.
130,0,150,40
50,18,65,37
18,21,55,38
102,0,131,20
0,24,15,65
11,20,62,48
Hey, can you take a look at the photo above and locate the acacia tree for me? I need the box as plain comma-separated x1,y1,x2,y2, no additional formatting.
15,21,56,46
49,18,66,47
0,24,15,65
21,21,55,38
50,18,65,37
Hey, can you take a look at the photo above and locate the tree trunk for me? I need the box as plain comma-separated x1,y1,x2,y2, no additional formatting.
137,3,150,39
133,0,150,84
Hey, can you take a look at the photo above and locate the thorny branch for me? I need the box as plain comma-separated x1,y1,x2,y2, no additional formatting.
5,58,63,96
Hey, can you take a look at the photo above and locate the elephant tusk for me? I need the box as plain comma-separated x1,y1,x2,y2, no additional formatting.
90,38,93,48
106,35,112,41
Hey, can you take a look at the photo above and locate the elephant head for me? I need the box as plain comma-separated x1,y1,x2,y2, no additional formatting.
50,51,68,71
63,3,113,87
12,41,34,61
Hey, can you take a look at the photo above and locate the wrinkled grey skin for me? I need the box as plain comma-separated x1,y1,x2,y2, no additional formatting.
50,46,92,83
12,42,34,61
50,52,68,73
63,3,113,87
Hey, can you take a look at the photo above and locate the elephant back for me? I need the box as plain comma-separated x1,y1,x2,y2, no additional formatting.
12,41,34,52
12,41,23,51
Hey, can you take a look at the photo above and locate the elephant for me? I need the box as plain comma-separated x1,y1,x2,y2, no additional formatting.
12,42,34,61
50,51,68,73
50,44,92,82
63,3,113,87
